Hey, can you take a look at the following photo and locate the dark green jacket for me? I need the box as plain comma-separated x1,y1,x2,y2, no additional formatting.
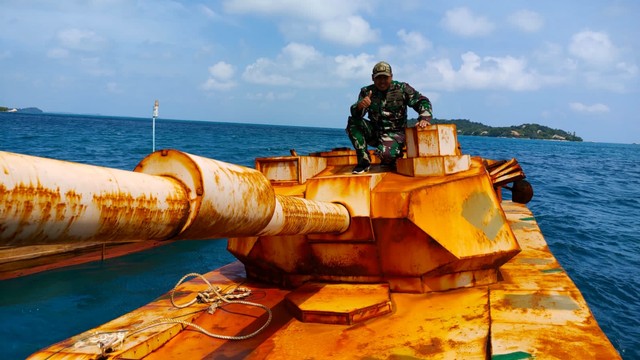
350,81,432,132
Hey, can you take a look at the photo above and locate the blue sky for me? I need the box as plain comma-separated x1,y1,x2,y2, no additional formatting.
1,1,638,143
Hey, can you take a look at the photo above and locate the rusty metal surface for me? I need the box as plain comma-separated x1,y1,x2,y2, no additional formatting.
255,156,300,183
231,234,310,274
489,202,622,359
259,194,349,236
305,173,383,218
405,124,461,157
396,154,471,176
255,155,327,184
137,150,350,239
229,153,520,292
1,150,350,253
137,150,278,238
285,282,392,325
255,288,490,360
407,173,520,259
20,122,620,359
28,203,620,359
27,262,251,360
0,151,191,247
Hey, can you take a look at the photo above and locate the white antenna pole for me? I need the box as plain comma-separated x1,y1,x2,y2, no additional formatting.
152,100,159,152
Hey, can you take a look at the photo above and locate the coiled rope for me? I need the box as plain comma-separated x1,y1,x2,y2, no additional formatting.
60,272,272,358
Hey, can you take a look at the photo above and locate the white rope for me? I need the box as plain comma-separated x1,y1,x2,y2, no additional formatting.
64,272,272,358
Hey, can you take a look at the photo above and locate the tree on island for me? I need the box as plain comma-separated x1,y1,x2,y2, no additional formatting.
415,118,583,142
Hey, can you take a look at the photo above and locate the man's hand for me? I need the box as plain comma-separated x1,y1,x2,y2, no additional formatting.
357,91,372,110
418,116,431,128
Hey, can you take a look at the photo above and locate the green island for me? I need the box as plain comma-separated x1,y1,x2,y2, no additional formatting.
0,106,43,114
424,118,583,142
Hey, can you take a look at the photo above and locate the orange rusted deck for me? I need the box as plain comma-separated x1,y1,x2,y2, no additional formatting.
29,201,620,359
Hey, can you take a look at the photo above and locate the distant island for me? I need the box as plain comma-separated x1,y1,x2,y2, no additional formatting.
425,118,583,142
0,106,43,114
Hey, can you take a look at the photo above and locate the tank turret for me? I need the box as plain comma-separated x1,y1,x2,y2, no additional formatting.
229,124,521,293
0,124,522,295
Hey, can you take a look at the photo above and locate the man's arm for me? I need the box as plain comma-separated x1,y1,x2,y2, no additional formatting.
350,88,372,118
404,83,432,127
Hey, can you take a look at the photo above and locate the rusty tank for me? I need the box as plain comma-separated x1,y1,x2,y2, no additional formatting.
0,124,620,359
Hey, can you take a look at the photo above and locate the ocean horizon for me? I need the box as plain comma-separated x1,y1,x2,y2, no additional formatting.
14,110,639,145
1,112,638,359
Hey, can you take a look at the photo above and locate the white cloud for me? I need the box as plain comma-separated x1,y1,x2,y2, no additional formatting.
201,78,237,91
367,31,431,67
565,30,638,91
223,0,367,21
569,30,617,66
242,57,292,86
424,91,440,103
47,48,69,59
581,70,636,93
397,30,432,54
199,5,219,19
208,62,235,80
223,0,375,46
242,43,342,87
106,82,122,93
617,62,639,76
282,43,322,69
57,28,107,52
378,45,396,60
334,53,376,79
508,10,543,33
533,42,575,73
79,56,114,76
426,51,549,91
441,7,494,37
202,61,237,90
318,16,378,46
569,102,610,113
246,91,295,101
0,50,11,60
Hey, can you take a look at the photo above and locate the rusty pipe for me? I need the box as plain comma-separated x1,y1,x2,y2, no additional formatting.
0,150,349,247
0,151,191,246
134,149,350,239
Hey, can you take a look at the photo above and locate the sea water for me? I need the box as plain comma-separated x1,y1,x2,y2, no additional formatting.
0,112,638,359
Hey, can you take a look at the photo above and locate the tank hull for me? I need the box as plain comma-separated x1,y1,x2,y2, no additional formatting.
28,202,620,359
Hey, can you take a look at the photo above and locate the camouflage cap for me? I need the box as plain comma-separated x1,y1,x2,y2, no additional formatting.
372,61,392,78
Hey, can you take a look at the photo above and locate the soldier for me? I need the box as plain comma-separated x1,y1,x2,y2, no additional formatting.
347,61,433,174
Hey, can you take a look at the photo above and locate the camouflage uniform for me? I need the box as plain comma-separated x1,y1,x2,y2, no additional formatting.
347,81,432,165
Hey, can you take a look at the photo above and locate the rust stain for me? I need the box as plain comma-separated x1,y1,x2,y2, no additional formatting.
92,190,189,241
0,181,69,246
276,195,349,235
501,292,580,311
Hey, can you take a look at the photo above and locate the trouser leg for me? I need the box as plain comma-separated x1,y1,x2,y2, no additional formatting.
376,131,405,164
346,117,376,165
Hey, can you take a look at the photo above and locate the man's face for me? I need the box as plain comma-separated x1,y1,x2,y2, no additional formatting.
373,75,392,91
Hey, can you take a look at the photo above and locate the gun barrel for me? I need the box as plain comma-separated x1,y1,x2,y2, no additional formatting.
0,150,350,247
